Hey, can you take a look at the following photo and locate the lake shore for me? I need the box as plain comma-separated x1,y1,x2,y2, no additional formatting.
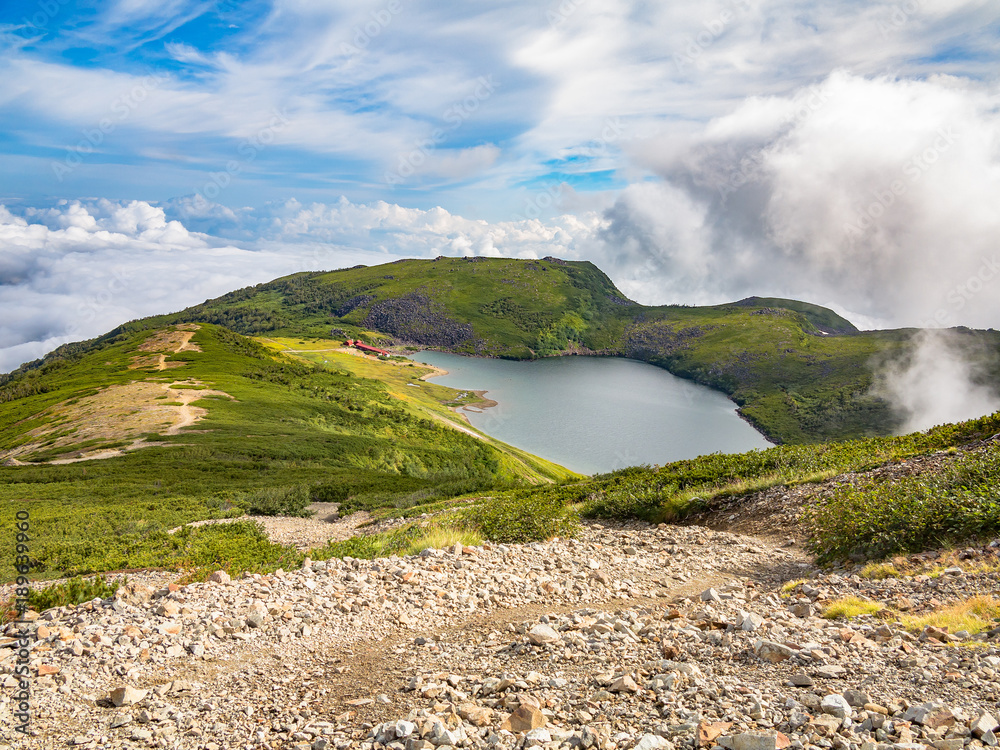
460,389,498,412
411,359,499,415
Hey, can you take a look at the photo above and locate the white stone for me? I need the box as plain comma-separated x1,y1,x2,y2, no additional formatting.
821,694,852,719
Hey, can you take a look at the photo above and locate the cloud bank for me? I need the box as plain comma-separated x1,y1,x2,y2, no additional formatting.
593,72,1000,330
0,197,602,373
875,329,1000,433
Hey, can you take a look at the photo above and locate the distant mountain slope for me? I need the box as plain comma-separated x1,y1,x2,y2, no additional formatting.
142,256,1000,444
10,256,1000,444
148,256,632,358
730,296,858,334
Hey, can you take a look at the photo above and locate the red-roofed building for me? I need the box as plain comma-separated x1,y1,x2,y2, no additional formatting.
346,339,390,356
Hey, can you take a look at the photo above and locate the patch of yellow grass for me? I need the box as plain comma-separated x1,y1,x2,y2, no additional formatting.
859,561,903,579
404,526,483,556
780,578,808,598
901,596,1000,636
822,596,883,619
856,549,1000,579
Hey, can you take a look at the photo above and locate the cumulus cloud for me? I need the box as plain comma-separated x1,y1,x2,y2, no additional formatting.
591,72,1000,329
0,197,602,373
0,199,387,373
163,195,603,256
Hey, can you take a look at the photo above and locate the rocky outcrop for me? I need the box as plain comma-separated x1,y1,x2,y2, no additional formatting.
364,294,476,347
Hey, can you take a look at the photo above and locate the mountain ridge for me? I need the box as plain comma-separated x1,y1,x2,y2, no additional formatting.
130,256,996,445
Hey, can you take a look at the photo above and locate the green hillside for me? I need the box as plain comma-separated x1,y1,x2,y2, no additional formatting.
146,256,1000,444
0,322,573,581
3,256,999,586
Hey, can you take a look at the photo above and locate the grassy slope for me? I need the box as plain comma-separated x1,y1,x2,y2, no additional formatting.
462,409,1000,564
0,324,574,581
147,256,1000,444
258,336,574,486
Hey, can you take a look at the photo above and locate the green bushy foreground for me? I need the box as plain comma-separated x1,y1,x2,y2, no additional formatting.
466,411,1000,564
310,494,578,561
803,443,1000,563
316,410,1000,567
26,575,120,612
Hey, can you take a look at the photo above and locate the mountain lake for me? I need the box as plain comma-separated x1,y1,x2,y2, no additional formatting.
408,351,772,475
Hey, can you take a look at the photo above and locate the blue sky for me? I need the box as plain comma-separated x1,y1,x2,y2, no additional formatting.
1,0,1000,372
3,0,996,217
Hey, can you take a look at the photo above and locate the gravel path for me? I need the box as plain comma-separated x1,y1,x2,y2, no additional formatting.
3,520,998,750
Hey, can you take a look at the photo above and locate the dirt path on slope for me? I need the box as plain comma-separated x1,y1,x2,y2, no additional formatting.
1,325,228,464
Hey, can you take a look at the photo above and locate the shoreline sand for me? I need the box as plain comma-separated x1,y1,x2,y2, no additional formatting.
407,355,499,422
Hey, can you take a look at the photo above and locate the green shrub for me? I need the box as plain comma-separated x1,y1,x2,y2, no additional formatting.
312,526,420,560
171,521,303,574
241,485,313,517
585,482,677,521
27,575,121,611
803,445,1000,563
469,492,579,543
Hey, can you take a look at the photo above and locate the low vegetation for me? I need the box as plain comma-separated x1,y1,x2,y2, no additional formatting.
499,410,1000,526
900,596,1000,636
803,441,1000,563
26,575,121,612
468,492,580,544
821,594,1000,641
0,324,568,581
822,597,884,619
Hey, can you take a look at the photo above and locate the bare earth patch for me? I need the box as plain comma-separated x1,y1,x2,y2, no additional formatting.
168,505,385,550
0,325,232,464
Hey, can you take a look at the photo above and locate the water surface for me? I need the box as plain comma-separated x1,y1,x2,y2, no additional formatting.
409,352,771,475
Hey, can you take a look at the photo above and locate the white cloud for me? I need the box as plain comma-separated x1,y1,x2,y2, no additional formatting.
0,196,603,373
6,0,999,209
875,329,1000,432
591,72,1000,329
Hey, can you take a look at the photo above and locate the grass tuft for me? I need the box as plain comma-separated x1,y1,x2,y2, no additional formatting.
859,561,903,580
901,596,1000,636
27,575,121,612
404,526,483,556
822,596,883,619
